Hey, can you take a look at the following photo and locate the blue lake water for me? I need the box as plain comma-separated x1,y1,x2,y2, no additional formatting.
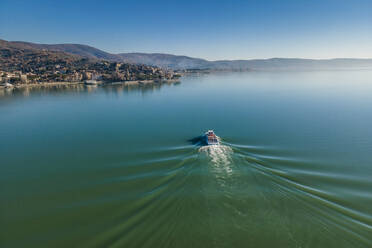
1,70,372,247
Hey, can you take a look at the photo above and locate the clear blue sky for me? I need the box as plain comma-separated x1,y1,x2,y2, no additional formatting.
1,0,371,60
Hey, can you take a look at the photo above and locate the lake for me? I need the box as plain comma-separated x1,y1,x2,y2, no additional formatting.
1,70,372,247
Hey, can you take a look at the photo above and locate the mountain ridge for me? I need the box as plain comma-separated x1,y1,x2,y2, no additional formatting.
2,39,372,70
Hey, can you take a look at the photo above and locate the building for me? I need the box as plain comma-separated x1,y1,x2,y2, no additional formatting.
20,74,28,83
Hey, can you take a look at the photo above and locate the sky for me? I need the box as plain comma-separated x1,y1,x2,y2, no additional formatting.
1,0,372,60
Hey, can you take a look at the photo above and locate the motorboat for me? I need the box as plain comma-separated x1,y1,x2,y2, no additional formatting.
204,130,219,145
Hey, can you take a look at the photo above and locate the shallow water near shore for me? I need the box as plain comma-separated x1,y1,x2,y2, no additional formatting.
1,71,372,247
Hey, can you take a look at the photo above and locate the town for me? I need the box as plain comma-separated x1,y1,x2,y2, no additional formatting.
0,41,180,87
0,61,178,86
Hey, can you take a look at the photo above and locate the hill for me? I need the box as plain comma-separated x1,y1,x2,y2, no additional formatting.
0,39,176,84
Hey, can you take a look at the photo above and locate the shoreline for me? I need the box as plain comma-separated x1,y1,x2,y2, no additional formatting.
0,78,181,89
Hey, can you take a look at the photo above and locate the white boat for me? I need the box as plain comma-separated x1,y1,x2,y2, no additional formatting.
84,80,98,85
1,82,14,88
205,130,219,145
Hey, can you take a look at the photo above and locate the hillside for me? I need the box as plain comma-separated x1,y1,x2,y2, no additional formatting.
117,53,211,70
5,40,121,61
0,39,176,84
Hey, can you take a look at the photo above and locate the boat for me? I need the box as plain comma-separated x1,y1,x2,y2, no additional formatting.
84,80,98,85
204,130,219,145
1,82,14,88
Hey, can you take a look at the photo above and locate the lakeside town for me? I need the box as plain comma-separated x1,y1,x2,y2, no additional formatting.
0,40,181,89
0,60,180,89
0,62,180,88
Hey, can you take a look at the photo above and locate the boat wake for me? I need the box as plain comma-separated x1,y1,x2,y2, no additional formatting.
199,142,234,180
199,144,232,165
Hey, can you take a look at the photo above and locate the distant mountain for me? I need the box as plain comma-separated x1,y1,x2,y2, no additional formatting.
2,39,372,71
118,54,372,71
209,58,372,71
117,53,211,70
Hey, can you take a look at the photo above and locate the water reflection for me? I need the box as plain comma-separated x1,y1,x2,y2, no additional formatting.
0,80,181,102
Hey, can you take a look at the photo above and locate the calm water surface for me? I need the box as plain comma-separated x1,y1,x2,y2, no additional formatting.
1,71,372,247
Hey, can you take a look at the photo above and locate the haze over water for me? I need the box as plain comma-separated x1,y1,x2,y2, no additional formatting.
1,70,372,247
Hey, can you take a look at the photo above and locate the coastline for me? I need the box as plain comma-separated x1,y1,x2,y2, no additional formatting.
0,78,181,90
